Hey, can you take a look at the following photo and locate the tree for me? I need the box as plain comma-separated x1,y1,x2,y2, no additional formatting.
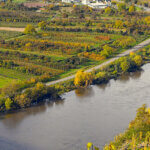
94,71,108,84
129,5,135,13
24,24,37,35
38,21,47,30
120,60,130,72
115,20,124,28
105,7,112,14
113,37,136,48
101,45,113,57
87,142,93,150
144,16,150,25
117,3,126,11
15,93,31,108
74,70,93,88
133,55,143,67
5,98,13,110
25,42,32,51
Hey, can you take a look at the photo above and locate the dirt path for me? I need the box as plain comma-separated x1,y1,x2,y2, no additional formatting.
0,27,24,32
46,38,150,86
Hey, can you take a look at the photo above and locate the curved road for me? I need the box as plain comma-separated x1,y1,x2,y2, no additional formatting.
46,38,150,86
0,27,150,86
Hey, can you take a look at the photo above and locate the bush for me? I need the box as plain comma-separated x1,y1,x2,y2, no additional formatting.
93,71,108,84
24,24,37,35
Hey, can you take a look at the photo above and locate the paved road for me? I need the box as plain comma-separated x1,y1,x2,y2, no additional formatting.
46,38,150,86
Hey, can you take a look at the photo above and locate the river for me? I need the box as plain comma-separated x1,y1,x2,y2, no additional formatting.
0,64,150,150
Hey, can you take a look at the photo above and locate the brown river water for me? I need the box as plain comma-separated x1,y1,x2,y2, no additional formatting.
0,64,150,150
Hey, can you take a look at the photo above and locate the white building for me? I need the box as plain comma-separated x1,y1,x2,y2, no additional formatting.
82,0,90,5
62,0,111,8
62,0,80,3
62,0,72,3
86,0,111,8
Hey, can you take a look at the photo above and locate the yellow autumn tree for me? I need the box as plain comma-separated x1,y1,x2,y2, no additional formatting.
74,70,93,88
120,60,130,73
129,5,135,13
24,24,36,35
5,98,13,110
133,55,143,67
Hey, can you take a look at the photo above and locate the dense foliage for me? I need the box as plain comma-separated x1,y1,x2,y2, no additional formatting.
103,104,150,150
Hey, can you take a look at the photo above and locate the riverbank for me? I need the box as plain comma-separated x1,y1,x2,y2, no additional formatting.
0,44,150,114
0,63,150,150
103,105,150,150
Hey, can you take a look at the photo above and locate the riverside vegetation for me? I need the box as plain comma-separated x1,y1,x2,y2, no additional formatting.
0,0,150,149
0,0,150,112
86,105,150,150
0,44,150,112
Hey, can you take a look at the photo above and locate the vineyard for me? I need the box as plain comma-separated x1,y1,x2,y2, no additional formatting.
0,28,140,87
0,0,149,110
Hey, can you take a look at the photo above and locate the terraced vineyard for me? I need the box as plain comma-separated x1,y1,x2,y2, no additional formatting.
0,0,150,112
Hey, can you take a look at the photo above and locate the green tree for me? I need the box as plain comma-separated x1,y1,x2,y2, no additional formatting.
115,20,124,28
24,24,37,35
144,16,150,25
38,21,47,30
133,55,143,67
120,60,130,72
117,3,126,11
129,5,135,13
101,45,113,57
5,98,13,110
94,71,108,84
15,93,31,108
105,7,112,14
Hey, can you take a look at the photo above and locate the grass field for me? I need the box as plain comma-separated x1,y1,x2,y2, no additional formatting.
0,22,37,28
0,1,149,91
0,68,35,87
0,30,23,40
0,75,15,88
13,0,28,3
0,68,34,80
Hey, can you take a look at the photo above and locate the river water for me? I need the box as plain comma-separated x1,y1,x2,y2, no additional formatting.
0,64,150,150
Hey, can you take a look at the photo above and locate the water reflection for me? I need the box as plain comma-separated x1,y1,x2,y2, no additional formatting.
118,69,143,83
96,82,111,91
130,69,144,80
0,64,150,150
75,86,94,98
75,70,143,98
0,69,144,129
0,99,64,129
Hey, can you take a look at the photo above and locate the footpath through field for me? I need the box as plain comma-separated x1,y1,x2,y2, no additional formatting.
46,38,150,86
0,27,24,32
0,26,150,87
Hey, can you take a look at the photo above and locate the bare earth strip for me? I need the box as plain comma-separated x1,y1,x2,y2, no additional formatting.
0,27,24,32
46,38,150,86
